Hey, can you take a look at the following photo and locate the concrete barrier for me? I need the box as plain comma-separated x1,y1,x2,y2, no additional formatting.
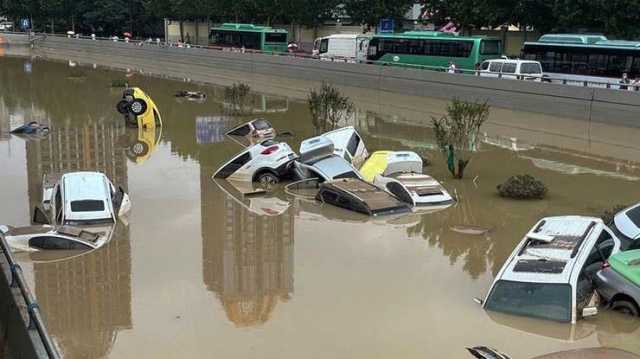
8,34,640,128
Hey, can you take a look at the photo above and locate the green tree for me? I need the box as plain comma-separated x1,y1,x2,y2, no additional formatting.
344,0,415,29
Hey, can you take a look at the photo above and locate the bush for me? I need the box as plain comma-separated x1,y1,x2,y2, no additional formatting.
308,82,353,133
111,79,128,88
497,175,547,199
224,82,251,115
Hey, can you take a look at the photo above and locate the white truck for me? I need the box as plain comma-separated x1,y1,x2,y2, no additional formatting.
313,34,370,63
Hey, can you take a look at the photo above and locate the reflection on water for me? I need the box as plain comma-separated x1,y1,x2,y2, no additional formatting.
1,55,640,358
201,169,294,327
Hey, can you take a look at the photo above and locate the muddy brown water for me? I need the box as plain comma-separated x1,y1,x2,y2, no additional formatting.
1,56,640,359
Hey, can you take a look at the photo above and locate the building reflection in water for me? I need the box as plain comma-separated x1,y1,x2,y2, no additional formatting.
25,118,132,357
201,169,294,327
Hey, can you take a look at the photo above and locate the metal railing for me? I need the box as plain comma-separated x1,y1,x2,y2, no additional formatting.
5,30,640,92
0,233,60,359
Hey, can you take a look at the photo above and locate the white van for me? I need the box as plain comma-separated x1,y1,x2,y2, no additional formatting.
479,59,543,81
313,34,370,63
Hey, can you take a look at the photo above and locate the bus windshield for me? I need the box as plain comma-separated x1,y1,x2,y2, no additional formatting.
485,280,573,322
480,40,501,55
265,33,287,43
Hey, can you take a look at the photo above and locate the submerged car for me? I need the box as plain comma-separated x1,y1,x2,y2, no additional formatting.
611,202,640,250
316,178,411,216
0,225,109,253
116,87,162,129
213,139,297,186
595,249,640,317
214,178,290,217
320,126,368,168
10,121,50,137
35,172,131,226
478,216,621,323
294,135,362,182
226,118,276,141
360,151,454,209
467,346,640,359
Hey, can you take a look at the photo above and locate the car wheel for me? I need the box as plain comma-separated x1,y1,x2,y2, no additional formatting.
130,99,147,115
131,141,149,156
257,172,279,190
116,100,130,114
612,300,640,317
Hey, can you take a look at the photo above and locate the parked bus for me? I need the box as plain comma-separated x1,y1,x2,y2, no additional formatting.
313,34,371,62
522,34,640,85
366,31,502,70
209,23,288,53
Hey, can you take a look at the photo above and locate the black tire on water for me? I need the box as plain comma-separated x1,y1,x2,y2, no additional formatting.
116,100,130,114
612,300,640,317
130,99,147,115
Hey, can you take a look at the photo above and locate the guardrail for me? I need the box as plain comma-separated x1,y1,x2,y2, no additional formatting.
6,30,640,92
0,233,60,359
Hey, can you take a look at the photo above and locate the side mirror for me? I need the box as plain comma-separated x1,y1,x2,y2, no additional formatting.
473,297,484,305
582,306,598,318
32,206,50,225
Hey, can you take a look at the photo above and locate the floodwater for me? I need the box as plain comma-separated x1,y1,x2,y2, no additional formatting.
1,55,640,359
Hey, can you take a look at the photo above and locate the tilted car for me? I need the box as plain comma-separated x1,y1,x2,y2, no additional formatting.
0,225,109,253
293,135,362,182
611,202,640,250
316,178,411,216
35,171,131,226
212,139,297,186
226,118,276,140
320,126,368,168
594,249,640,317
477,216,621,323
360,151,454,210
116,87,162,129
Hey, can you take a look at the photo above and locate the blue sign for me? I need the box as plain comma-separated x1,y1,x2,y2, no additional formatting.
24,62,32,74
378,18,395,33
20,18,30,30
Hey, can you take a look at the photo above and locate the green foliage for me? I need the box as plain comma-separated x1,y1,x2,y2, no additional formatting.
497,175,547,199
224,82,251,115
343,0,415,29
308,82,354,133
432,98,489,179
110,78,128,87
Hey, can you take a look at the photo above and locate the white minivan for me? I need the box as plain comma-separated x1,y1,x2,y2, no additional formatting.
313,34,370,63
479,59,544,81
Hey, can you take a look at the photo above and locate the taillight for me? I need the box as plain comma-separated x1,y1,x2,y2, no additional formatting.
602,261,610,269
261,145,279,155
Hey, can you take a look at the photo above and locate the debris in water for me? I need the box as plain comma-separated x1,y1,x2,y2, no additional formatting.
450,225,491,235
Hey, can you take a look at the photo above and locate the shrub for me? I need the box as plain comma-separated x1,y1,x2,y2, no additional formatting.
497,175,547,199
308,82,353,133
224,82,251,115
111,79,128,88
432,98,490,179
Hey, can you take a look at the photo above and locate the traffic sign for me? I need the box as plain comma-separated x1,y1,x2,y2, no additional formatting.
378,18,395,33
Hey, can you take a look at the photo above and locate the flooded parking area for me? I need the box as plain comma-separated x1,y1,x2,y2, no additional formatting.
1,56,640,358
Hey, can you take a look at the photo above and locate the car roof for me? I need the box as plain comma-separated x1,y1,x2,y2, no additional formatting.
614,202,640,240
311,155,358,178
500,216,603,284
61,172,113,221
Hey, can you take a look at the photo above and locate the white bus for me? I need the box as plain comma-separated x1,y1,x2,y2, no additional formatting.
313,34,370,63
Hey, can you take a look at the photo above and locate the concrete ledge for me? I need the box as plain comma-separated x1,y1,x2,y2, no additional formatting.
15,34,640,128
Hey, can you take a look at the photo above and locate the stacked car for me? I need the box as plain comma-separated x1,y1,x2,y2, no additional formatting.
213,121,454,217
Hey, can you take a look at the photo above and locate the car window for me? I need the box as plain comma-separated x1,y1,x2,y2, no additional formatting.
485,280,572,322
215,152,252,178
70,200,105,212
520,63,542,74
386,182,412,204
481,61,490,70
29,236,92,250
54,188,63,223
489,62,502,72
319,39,329,54
346,133,361,157
501,63,517,74
334,171,359,180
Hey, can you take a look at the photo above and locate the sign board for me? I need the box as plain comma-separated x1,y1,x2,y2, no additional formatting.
377,18,395,33
20,18,30,30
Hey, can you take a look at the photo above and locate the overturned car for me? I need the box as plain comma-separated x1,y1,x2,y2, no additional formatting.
293,135,362,182
316,178,411,216
117,87,162,129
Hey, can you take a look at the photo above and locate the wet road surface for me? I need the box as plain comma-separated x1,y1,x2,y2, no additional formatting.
1,56,640,358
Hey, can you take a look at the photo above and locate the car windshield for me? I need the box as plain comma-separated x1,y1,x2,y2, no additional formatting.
70,200,105,212
485,280,572,322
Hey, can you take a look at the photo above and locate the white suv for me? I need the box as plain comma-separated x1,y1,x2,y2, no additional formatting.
477,216,621,323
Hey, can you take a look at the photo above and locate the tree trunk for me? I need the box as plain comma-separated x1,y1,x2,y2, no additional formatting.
195,19,199,45
179,20,184,42
456,159,469,179
51,18,54,34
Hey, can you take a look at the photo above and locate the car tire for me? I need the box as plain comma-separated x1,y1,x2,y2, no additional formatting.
611,300,640,317
131,141,150,156
256,172,279,189
116,100,130,114
130,99,147,115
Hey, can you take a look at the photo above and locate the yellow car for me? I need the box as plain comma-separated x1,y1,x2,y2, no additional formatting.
116,87,161,129
125,124,161,164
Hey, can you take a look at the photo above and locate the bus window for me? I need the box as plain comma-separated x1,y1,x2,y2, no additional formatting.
265,33,287,43
480,40,501,55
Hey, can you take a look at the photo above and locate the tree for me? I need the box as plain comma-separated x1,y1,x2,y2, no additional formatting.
432,98,489,179
308,82,354,134
344,0,415,29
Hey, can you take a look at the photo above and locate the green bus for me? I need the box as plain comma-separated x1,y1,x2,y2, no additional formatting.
366,31,502,70
209,23,288,53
